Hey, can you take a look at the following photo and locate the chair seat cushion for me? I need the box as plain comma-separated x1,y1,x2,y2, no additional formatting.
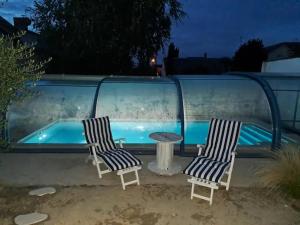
183,156,230,183
97,149,142,171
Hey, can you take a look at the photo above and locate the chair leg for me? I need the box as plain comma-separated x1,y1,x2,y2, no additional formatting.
117,166,141,190
94,160,111,179
191,183,195,200
135,169,140,186
188,178,218,205
210,188,214,205
221,171,232,191
226,172,232,191
95,163,102,179
120,173,126,190
226,151,235,191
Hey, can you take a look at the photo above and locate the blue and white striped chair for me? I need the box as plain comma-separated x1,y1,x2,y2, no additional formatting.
183,118,242,205
82,116,142,190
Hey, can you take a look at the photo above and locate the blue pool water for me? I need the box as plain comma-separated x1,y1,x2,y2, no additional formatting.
19,120,288,145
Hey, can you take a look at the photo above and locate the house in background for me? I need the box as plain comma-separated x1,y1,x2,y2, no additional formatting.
0,16,39,46
262,42,300,73
0,16,15,35
164,54,231,75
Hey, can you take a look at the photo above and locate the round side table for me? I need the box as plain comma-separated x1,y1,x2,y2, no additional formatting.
148,132,183,176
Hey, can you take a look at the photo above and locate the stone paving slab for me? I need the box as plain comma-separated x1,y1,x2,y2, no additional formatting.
0,153,274,187
29,187,56,196
14,212,48,225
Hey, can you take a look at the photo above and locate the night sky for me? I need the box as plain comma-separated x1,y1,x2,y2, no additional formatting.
1,0,300,60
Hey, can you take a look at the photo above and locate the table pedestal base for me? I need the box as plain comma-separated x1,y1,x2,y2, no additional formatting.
148,161,182,176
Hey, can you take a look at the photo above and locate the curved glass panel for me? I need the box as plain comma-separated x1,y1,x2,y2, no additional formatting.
262,74,300,133
7,80,97,143
177,75,273,150
96,77,180,145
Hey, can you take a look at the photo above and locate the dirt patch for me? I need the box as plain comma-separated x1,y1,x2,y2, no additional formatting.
292,199,300,212
191,213,214,224
0,186,56,224
111,203,161,225
0,185,299,225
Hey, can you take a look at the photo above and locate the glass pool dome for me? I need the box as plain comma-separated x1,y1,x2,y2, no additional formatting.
6,74,299,155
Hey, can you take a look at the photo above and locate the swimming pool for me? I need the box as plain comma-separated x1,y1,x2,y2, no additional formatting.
18,120,288,145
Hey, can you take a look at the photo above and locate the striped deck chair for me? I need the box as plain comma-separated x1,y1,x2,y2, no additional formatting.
183,118,242,205
82,116,142,190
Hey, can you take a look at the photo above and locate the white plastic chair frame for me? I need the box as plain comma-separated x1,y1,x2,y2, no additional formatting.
188,144,236,205
86,138,141,190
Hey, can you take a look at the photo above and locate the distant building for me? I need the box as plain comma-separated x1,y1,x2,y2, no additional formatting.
164,55,231,75
0,16,39,46
266,42,300,61
0,16,16,35
262,42,300,73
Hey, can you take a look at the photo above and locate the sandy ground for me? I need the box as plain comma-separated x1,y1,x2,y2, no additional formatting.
0,185,299,225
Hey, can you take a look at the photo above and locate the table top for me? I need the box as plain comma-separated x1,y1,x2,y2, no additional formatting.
149,132,183,143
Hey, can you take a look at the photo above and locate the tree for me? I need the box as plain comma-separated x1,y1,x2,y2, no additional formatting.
164,42,179,75
232,39,267,72
0,33,50,149
29,0,185,74
167,42,179,58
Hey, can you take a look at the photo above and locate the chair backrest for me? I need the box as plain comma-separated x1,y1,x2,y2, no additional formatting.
204,118,242,162
82,116,116,153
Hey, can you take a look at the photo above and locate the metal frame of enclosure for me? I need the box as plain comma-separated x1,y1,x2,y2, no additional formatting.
230,72,282,149
7,73,299,155
257,74,300,134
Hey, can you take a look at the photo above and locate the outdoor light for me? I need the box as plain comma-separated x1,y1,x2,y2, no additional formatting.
136,125,145,131
150,56,156,66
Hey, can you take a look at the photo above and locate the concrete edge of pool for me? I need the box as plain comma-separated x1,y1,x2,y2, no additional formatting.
9,143,273,158
0,153,274,187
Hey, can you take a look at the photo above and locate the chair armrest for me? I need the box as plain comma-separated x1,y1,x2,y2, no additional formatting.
86,143,100,148
114,138,126,148
197,144,205,156
114,138,126,143
230,151,237,163
231,151,237,157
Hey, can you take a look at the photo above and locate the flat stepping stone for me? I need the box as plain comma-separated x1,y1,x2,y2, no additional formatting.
14,212,48,225
29,187,56,196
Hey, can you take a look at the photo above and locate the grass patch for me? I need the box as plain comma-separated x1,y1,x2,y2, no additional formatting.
258,144,300,199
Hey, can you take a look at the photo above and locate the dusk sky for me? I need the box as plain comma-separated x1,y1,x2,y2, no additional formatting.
1,0,300,60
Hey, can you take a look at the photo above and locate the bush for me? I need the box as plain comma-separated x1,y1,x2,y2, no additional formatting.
258,144,300,199
0,32,50,149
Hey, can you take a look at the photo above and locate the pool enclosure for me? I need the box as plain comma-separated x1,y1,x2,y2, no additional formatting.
6,74,299,155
